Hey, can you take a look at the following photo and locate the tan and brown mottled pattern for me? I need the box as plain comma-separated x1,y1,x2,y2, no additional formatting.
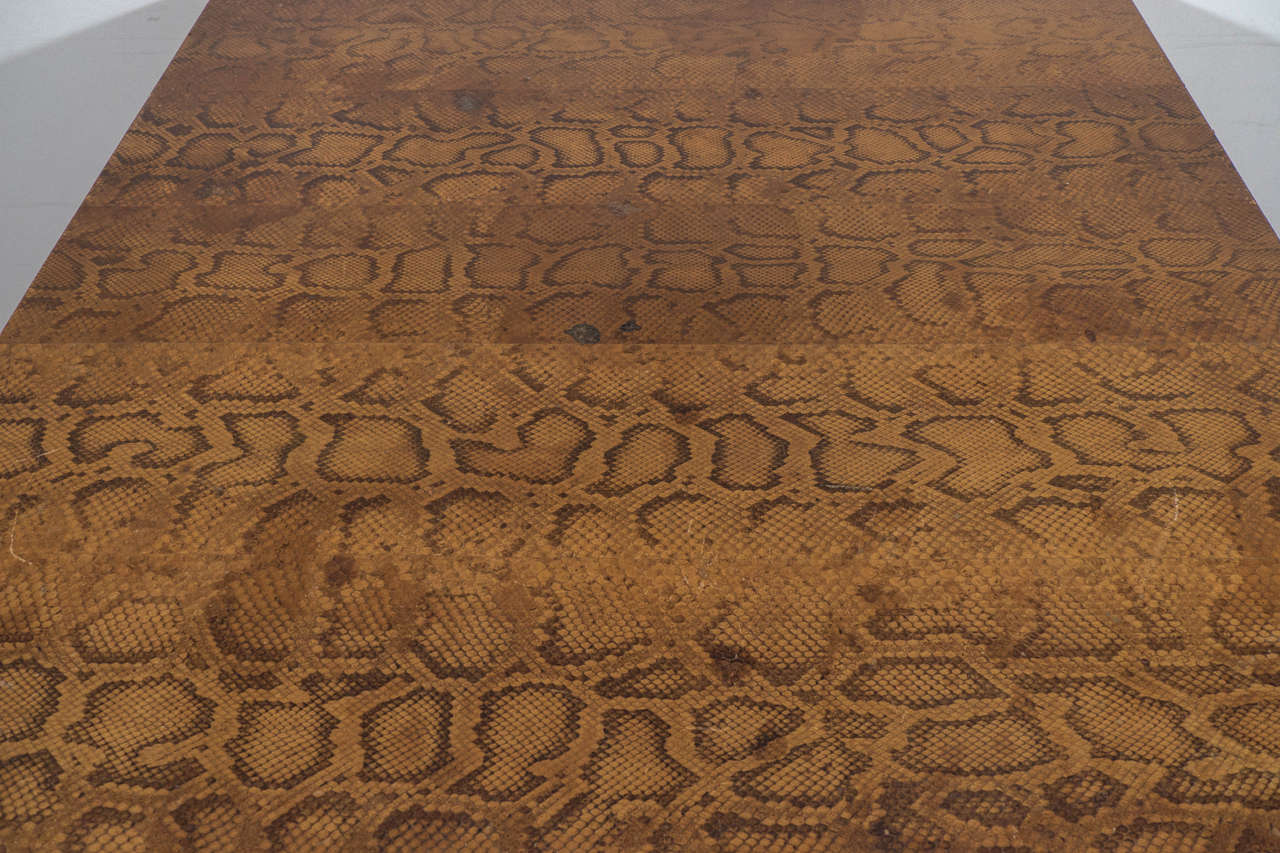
3,0,1280,849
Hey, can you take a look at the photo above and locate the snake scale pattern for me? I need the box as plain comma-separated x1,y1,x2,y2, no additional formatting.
4,0,1280,849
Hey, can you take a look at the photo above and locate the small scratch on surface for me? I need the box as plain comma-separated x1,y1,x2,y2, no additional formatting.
9,517,31,565
2,445,67,469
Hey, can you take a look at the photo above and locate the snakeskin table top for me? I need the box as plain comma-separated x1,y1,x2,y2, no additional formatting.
3,0,1280,849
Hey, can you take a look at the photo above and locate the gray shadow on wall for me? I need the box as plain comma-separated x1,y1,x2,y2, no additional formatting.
0,0,209,332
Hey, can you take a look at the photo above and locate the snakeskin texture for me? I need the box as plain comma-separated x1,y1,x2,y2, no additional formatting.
4,0,1280,849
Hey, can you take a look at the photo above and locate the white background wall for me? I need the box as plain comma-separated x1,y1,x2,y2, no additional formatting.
0,0,1277,330
1132,0,1280,228
0,0,209,328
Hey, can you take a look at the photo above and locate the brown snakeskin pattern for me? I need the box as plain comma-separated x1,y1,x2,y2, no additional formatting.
4,0,1280,849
